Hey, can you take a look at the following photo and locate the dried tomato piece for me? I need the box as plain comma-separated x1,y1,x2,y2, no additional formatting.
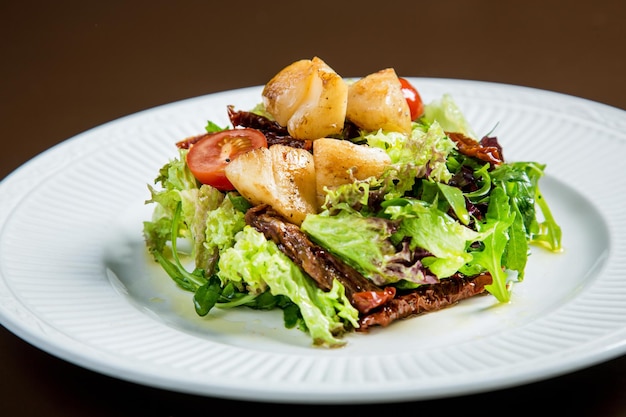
447,132,504,166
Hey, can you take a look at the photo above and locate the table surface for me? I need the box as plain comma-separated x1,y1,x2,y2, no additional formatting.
1,1,625,415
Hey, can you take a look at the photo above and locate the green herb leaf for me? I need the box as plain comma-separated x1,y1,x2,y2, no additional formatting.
193,275,223,316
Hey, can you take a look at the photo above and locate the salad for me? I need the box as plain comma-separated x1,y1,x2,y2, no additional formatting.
143,57,562,348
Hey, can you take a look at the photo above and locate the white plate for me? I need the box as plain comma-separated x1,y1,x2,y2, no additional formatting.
1,79,625,404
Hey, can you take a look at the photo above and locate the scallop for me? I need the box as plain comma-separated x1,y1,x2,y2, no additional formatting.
346,68,412,134
262,57,348,140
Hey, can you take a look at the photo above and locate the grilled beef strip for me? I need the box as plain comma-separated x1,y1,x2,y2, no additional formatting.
227,106,313,151
245,205,395,314
227,106,365,148
174,106,314,151
357,272,493,331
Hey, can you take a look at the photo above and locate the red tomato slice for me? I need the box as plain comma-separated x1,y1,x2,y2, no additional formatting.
186,128,268,191
399,77,424,121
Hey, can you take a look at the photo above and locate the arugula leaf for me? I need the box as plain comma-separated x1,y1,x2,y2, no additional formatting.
533,189,562,251
504,201,529,280
436,182,470,225
193,275,222,316
491,161,562,252
470,187,515,303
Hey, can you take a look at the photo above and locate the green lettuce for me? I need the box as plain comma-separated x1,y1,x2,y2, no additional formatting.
466,187,516,302
143,150,246,278
365,121,456,199
423,93,476,138
143,152,359,347
386,201,481,279
301,211,432,286
218,225,359,347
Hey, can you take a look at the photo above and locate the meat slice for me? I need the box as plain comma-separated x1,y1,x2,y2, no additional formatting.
245,205,395,313
358,272,493,331
245,205,493,325
228,106,313,151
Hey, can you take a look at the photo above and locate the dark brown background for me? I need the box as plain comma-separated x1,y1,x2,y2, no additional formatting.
1,1,625,415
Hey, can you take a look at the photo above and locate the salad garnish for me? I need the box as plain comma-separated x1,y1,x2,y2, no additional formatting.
143,57,562,347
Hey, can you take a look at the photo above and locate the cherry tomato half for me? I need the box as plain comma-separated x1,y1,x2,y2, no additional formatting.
186,128,268,191
399,77,424,121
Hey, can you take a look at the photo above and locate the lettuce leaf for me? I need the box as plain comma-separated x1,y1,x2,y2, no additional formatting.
143,150,245,277
301,211,435,286
386,201,481,279
468,187,516,302
423,93,476,139
365,121,456,199
218,226,359,347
